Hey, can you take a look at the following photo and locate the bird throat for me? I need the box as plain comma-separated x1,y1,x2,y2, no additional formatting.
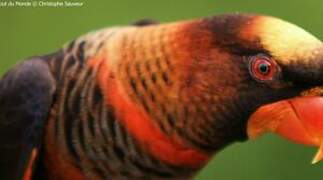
90,56,211,168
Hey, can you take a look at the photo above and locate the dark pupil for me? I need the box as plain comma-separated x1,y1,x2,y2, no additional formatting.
258,63,269,74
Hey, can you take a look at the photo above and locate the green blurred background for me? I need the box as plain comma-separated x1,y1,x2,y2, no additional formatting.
0,0,323,179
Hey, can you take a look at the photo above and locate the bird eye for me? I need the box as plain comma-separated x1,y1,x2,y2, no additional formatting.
249,55,278,81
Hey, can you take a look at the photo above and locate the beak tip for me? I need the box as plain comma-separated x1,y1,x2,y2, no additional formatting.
311,157,320,164
311,157,322,164
311,144,323,164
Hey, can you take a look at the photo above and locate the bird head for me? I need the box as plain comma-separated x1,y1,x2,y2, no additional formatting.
243,15,323,164
185,14,323,163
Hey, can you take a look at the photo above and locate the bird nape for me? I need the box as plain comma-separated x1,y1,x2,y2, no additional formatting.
0,13,323,180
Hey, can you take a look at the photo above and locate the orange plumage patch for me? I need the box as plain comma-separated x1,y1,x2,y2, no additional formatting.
23,149,37,180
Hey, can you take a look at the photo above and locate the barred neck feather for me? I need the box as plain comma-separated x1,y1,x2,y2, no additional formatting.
41,24,203,179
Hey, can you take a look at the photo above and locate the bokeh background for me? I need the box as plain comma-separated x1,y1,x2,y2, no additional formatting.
1,0,323,179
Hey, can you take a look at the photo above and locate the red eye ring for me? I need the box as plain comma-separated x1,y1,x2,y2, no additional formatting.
249,55,278,81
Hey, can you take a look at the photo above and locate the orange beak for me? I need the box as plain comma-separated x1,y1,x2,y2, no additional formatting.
247,97,323,164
